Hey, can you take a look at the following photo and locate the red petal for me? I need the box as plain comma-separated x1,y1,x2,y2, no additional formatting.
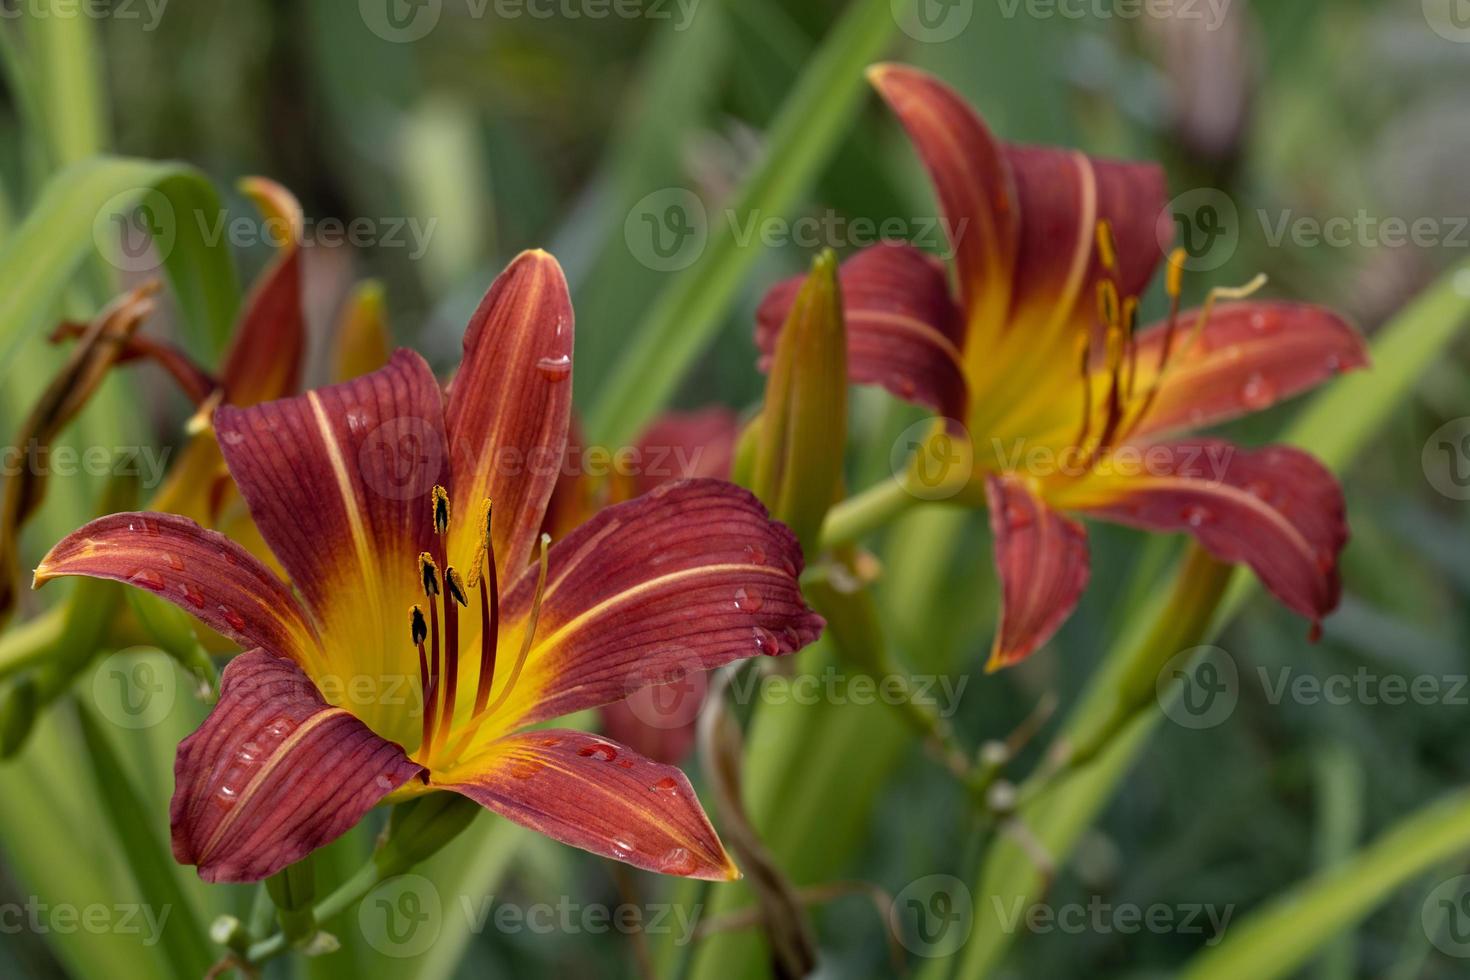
1068,439,1346,625
979,147,1166,434
445,250,574,584
219,181,306,407
491,479,823,733
214,350,448,709
867,64,1018,345
171,651,420,882
1123,302,1369,439
439,728,737,879
756,242,968,417
634,407,740,492
985,475,1091,670
35,512,319,667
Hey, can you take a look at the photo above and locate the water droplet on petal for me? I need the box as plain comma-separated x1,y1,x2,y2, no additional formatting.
1249,309,1280,333
752,627,780,656
658,847,698,876
509,759,542,780
578,742,618,762
1181,504,1213,528
1241,372,1276,410
128,569,166,592
182,584,206,609
611,837,635,859
616,758,634,769
219,606,247,631
164,552,185,571
536,354,571,383
744,543,766,566
734,587,764,612
238,742,262,763
652,776,679,794
540,736,563,748
1004,501,1033,530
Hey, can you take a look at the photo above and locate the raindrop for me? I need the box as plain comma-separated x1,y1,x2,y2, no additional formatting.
733,587,764,612
1240,372,1275,410
1248,309,1280,333
652,777,679,795
743,543,767,566
1180,504,1213,528
182,585,207,609
509,759,542,780
128,569,166,592
611,838,635,858
164,552,185,571
578,742,618,762
219,606,247,631
536,354,571,383
751,627,780,656
658,847,698,876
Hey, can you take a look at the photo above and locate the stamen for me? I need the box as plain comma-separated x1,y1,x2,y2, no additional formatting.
472,499,500,716
410,606,434,768
432,485,450,535
419,553,441,757
436,567,467,746
1119,256,1268,442
419,552,440,597
1095,220,1117,271
479,533,550,720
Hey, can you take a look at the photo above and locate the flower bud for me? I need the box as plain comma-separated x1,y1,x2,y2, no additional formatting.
750,249,847,553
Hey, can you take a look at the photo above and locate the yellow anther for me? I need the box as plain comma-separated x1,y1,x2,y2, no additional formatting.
1166,247,1186,299
1095,280,1120,331
418,552,440,597
444,567,469,608
1095,220,1117,271
432,485,450,535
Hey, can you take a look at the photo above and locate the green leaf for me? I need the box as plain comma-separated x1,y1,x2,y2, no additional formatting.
0,156,240,371
1178,787,1470,980
586,0,905,446
948,258,1470,980
75,701,214,980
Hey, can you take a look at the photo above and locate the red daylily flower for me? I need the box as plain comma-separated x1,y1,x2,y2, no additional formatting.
758,64,1368,669
36,251,822,882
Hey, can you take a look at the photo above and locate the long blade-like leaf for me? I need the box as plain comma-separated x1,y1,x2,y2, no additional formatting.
587,0,905,446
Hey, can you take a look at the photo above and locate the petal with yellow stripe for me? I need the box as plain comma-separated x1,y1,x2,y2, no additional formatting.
171,651,421,882
436,728,738,880
34,511,321,670
445,250,574,582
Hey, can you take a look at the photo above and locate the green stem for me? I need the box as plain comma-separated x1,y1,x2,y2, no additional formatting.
818,478,923,549
245,862,381,964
